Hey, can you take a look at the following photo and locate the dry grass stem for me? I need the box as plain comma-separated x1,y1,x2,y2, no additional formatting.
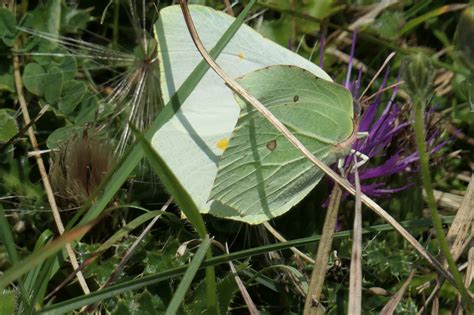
303,185,342,315
225,243,260,315
348,163,362,315
12,48,90,295
446,175,474,262
381,271,415,315
359,52,396,100
223,0,235,16
263,222,315,264
429,189,464,212
324,46,368,73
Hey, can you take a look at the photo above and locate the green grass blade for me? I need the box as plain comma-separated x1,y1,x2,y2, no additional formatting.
165,235,211,315
28,257,56,313
0,218,98,291
23,229,53,294
96,209,168,253
37,216,454,314
80,0,257,225
0,204,31,308
0,204,20,263
24,229,53,308
134,126,218,313
400,4,469,35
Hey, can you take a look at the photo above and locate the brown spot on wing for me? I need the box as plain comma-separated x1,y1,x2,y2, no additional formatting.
266,140,277,151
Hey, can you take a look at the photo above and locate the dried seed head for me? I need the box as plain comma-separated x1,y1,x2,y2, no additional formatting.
49,128,114,206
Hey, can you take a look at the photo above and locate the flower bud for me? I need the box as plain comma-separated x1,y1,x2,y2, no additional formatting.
401,53,434,101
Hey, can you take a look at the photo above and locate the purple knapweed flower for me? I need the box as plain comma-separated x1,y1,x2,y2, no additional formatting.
326,31,446,199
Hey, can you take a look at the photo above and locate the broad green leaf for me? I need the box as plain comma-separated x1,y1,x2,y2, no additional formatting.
209,65,355,224
22,0,61,36
0,291,16,314
46,125,81,149
0,8,17,46
59,3,92,33
0,65,15,92
74,92,99,124
152,5,332,221
0,109,18,143
257,0,343,39
59,80,86,115
57,55,77,81
22,63,45,96
43,66,64,103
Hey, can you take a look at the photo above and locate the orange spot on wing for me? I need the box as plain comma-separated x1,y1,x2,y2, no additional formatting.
238,52,245,60
216,138,229,150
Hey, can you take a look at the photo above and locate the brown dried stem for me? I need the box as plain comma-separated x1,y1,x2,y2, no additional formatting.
12,46,90,295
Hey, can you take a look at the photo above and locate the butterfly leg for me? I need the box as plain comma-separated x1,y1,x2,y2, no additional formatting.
349,149,369,172
337,158,346,177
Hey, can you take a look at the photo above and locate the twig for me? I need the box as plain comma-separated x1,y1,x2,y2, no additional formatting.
303,185,342,315
363,81,404,104
0,104,49,153
12,46,90,295
359,52,396,101
263,222,314,264
348,159,362,315
178,0,458,290
223,0,235,16
324,46,368,73
225,243,260,314
380,271,415,315
102,198,172,287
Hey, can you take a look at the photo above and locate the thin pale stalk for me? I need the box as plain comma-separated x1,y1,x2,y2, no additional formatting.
263,222,314,264
413,99,473,307
358,52,396,100
12,46,90,295
0,105,49,152
381,270,415,315
303,185,342,315
223,0,235,16
348,165,362,315
178,0,460,291
104,199,171,287
226,243,260,314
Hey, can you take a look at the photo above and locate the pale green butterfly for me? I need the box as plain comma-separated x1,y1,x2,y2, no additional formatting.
152,5,337,223
209,65,356,223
